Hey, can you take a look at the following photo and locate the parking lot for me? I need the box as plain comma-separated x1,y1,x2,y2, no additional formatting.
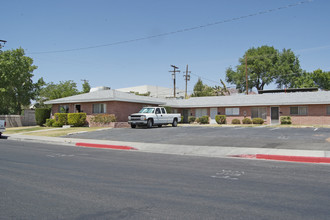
66,126,330,151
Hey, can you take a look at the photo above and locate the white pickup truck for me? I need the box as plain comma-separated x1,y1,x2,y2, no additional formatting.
128,107,181,128
0,119,5,138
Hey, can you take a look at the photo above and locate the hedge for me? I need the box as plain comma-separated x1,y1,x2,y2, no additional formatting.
215,115,226,124
231,119,241,124
68,113,87,127
188,116,196,123
90,114,116,124
54,113,68,126
280,116,292,125
252,117,264,124
198,116,209,124
242,118,252,124
35,108,51,126
45,118,55,127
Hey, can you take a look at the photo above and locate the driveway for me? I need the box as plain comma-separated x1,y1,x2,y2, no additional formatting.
65,126,330,151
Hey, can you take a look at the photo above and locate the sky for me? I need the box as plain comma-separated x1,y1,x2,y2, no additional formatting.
1,0,330,94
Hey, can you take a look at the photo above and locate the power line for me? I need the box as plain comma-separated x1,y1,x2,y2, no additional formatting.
27,0,312,55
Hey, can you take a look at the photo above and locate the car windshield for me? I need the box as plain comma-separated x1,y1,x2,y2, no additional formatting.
139,108,155,113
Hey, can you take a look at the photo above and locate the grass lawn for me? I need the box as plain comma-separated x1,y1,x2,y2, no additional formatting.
4,126,52,134
24,127,108,137
4,126,110,137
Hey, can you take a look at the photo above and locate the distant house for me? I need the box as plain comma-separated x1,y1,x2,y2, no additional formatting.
45,87,330,126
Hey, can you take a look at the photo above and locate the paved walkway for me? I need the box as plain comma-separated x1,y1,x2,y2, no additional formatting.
5,133,330,164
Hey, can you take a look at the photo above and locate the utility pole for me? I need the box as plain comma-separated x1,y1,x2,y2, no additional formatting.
245,54,248,95
169,65,180,98
183,64,191,99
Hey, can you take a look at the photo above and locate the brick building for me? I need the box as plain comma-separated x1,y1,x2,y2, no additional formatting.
45,88,330,126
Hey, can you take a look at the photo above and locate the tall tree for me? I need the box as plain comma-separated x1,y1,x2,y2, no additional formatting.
213,79,230,96
226,45,302,93
81,79,91,93
311,69,330,90
0,48,43,114
37,80,80,106
191,78,214,97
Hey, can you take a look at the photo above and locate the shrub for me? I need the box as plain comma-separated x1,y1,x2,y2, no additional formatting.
35,108,51,126
252,117,264,124
242,118,252,124
198,116,209,124
54,113,68,126
188,116,196,123
215,115,226,124
91,114,117,124
52,121,62,127
280,116,292,125
45,118,55,127
231,119,241,124
164,106,172,113
180,116,184,123
68,113,87,127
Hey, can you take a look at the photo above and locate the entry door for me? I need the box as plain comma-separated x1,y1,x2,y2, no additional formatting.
210,108,218,124
183,109,189,123
271,107,279,124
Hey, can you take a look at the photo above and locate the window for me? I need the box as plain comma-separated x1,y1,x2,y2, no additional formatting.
59,105,69,113
195,108,208,118
290,106,307,115
225,108,239,116
327,106,330,115
161,108,166,114
93,103,106,114
155,108,161,114
251,107,267,119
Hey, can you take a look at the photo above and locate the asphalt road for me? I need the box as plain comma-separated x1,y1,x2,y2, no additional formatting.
1,139,330,219
66,126,330,150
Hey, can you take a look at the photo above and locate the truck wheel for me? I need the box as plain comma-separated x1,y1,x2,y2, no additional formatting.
131,124,136,128
147,119,153,128
158,124,162,128
172,119,178,127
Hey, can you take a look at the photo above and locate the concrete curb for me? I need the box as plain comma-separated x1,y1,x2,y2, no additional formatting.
75,142,137,150
5,134,330,164
232,154,330,164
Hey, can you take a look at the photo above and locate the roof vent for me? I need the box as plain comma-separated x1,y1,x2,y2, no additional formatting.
90,86,111,93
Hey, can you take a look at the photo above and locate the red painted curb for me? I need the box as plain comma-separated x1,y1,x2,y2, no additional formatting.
256,154,330,163
75,142,137,150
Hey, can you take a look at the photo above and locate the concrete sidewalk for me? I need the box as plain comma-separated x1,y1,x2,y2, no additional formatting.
5,133,330,163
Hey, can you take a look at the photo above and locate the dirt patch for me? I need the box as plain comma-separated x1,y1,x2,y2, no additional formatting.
326,137,330,143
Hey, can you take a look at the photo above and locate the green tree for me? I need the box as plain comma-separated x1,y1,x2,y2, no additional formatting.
226,46,302,93
37,80,80,106
191,78,214,97
311,69,330,90
81,79,91,93
213,79,230,96
0,48,43,114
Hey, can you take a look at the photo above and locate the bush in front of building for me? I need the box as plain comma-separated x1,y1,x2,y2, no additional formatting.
68,113,87,127
242,118,252,124
252,117,264,124
45,118,55,127
54,113,68,126
215,115,226,124
280,116,292,125
231,119,241,124
180,116,184,123
188,116,196,123
91,114,117,124
35,108,51,126
198,116,209,124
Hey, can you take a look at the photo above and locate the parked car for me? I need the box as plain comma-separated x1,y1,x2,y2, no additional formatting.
0,119,6,138
128,107,181,128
